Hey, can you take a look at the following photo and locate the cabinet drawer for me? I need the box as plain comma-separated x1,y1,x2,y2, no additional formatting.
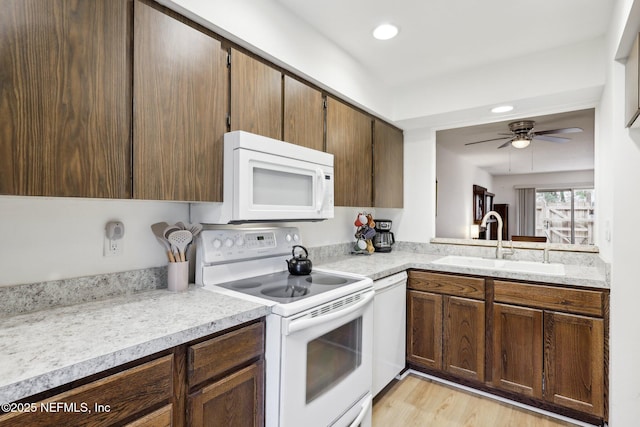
408,270,485,300
188,322,264,388
0,355,173,427
494,280,605,317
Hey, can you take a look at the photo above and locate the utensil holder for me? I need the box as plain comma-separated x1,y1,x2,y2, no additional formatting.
167,261,189,292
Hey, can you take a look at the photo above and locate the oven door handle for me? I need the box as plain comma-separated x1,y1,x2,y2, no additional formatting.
349,394,372,427
284,291,373,336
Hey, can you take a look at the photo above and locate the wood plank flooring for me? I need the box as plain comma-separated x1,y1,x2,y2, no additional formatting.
372,374,581,427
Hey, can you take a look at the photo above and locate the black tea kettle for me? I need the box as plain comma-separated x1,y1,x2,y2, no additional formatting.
286,245,312,275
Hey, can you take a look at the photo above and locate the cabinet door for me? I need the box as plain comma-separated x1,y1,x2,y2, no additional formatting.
188,361,264,427
283,76,324,151
406,290,443,370
326,96,373,207
373,120,403,208
133,1,228,201
492,303,543,398
444,296,485,382
230,48,282,140
544,311,604,417
0,0,130,198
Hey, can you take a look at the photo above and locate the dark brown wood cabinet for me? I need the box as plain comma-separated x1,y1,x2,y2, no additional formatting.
373,120,404,208
493,280,606,419
230,48,282,140
188,362,264,427
408,271,608,424
444,296,485,382
0,0,131,198
283,75,324,151
407,271,485,382
492,303,543,398
133,0,228,201
187,321,265,427
544,311,604,417
326,96,373,207
407,290,443,370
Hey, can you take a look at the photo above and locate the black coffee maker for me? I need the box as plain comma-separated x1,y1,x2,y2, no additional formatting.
373,219,395,252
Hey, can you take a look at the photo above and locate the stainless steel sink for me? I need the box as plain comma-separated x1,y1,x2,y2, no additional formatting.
432,255,565,276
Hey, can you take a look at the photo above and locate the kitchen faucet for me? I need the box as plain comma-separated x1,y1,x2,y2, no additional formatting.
480,211,514,259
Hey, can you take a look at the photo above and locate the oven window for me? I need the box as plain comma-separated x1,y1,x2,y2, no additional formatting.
306,317,362,403
253,167,313,206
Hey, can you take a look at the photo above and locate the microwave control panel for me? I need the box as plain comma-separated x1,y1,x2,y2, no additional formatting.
199,227,300,264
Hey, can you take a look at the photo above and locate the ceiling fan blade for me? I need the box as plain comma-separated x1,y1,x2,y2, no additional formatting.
497,140,512,149
534,127,582,135
532,135,570,143
464,136,511,146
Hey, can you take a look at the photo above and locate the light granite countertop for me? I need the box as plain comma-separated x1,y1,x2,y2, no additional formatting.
0,287,269,404
316,251,608,289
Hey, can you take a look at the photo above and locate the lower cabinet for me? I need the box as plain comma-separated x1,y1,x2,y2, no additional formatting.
407,271,485,382
407,270,608,424
0,320,265,427
188,362,264,427
492,303,543,398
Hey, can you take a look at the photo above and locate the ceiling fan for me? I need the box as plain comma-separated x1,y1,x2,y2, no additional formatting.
464,120,583,149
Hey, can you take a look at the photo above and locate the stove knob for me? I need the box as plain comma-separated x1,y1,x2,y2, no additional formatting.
285,234,292,242
212,239,222,249
224,238,234,248
293,233,300,242
235,237,245,247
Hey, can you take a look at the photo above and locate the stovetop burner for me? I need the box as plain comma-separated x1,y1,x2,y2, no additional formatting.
216,270,360,303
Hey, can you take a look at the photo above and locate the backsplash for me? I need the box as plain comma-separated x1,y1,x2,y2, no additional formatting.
0,267,167,319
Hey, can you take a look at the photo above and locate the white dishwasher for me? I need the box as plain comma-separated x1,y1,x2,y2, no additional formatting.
372,271,407,397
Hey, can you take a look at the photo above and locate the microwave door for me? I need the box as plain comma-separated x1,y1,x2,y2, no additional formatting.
235,150,324,220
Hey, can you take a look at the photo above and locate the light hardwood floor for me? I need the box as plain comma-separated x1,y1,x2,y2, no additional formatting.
372,374,581,427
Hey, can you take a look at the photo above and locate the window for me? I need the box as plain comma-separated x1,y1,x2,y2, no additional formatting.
535,188,595,244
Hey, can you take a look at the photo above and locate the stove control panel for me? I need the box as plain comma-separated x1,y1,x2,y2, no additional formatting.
198,227,300,264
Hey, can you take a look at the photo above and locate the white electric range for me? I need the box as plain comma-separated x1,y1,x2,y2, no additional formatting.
196,226,373,427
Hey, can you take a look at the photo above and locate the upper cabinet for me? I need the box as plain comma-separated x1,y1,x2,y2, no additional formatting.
326,96,373,207
133,0,228,201
283,75,324,151
0,0,131,198
230,48,282,140
373,120,403,208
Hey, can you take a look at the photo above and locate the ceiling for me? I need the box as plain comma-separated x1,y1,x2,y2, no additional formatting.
273,0,609,176
273,0,612,89
436,109,595,175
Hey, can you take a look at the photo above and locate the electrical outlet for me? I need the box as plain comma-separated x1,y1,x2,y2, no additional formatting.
104,236,123,256
103,221,125,257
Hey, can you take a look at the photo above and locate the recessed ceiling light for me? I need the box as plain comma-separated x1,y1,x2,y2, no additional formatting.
491,105,514,113
373,24,399,40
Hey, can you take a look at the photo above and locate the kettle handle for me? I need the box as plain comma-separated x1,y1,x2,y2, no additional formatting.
291,245,309,258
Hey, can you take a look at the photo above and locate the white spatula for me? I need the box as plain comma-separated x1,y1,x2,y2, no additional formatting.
168,230,193,262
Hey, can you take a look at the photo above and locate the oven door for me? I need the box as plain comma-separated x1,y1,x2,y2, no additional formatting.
278,289,373,427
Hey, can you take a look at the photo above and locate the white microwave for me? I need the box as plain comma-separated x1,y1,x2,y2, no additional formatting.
190,131,334,224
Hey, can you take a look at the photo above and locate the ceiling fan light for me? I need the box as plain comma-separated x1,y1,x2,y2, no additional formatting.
373,24,399,40
511,136,531,149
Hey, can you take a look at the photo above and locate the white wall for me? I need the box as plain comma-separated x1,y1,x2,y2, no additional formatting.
603,0,640,424
492,170,595,238
0,196,188,286
436,146,493,238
